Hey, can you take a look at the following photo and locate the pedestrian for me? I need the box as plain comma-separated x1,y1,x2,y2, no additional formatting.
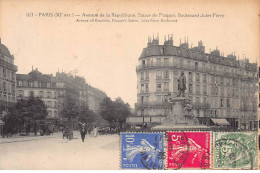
79,122,87,142
93,126,98,137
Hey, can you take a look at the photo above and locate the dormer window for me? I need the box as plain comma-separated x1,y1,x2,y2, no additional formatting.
160,47,165,55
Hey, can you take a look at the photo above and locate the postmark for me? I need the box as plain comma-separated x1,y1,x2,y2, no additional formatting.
167,131,211,169
120,132,164,169
213,132,257,170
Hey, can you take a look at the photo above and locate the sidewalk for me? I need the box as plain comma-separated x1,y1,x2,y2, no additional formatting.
0,132,63,144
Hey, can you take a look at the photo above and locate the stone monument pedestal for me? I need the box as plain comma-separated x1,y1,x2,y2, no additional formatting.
152,97,207,130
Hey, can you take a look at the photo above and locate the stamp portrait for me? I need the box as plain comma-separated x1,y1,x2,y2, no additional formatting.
167,131,211,169
213,132,258,169
120,132,164,169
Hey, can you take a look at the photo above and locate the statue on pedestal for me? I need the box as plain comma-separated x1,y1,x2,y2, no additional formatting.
177,71,186,97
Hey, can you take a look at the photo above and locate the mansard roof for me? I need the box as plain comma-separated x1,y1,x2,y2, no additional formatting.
140,45,208,61
139,44,257,71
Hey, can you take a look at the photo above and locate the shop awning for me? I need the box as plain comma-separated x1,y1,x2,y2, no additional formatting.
211,118,230,126
0,120,5,125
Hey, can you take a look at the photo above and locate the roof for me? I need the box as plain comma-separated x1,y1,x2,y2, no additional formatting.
0,43,13,58
17,70,52,82
211,118,230,126
139,41,257,71
140,45,207,62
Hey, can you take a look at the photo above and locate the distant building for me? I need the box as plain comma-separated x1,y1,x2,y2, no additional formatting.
86,83,107,113
131,36,258,130
52,72,79,118
52,71,107,116
16,68,58,119
0,39,18,118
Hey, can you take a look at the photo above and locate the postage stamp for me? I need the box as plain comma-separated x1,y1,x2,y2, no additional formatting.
167,131,211,169
120,132,164,169
213,132,258,169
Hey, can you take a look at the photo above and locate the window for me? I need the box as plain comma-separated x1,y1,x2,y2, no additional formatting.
147,59,150,67
203,97,207,104
164,58,169,66
227,88,230,97
18,90,24,97
141,72,144,80
145,71,149,79
196,109,200,117
29,81,33,87
220,77,224,85
47,101,52,107
226,78,230,86
12,84,15,93
188,72,192,82
39,91,44,97
144,96,149,103
227,99,230,107
196,73,200,82
220,98,224,107
141,84,144,92
221,87,224,96
156,58,161,66
47,91,52,98
47,83,51,88
189,84,193,93
141,96,144,103
34,81,38,87
156,82,162,91
164,70,169,78
195,62,198,70
179,59,183,67
203,85,207,94
145,83,149,92
18,81,23,87
187,61,191,68
203,74,207,83
48,110,52,116
142,60,145,67
160,48,164,55
202,63,205,70
3,82,6,91
156,70,162,79
54,111,57,117
196,85,200,94
196,97,200,103
3,69,6,78
164,82,169,91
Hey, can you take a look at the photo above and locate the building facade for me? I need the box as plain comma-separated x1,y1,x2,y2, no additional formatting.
86,83,107,113
16,69,58,119
0,39,17,118
134,36,258,130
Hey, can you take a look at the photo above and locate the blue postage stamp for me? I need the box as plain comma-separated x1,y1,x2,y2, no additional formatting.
121,132,164,169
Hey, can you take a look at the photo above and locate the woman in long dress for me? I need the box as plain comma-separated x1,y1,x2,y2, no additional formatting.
93,126,98,137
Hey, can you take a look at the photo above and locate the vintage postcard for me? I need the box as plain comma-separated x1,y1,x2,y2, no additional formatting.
0,0,259,170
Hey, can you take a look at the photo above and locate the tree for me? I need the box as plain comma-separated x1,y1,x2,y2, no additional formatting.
61,96,79,121
60,96,79,139
78,101,97,123
3,96,48,134
100,97,131,128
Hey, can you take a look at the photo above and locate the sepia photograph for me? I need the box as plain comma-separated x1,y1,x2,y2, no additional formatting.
0,0,259,170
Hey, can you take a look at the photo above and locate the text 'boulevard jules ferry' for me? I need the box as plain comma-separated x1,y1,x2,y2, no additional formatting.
127,35,258,131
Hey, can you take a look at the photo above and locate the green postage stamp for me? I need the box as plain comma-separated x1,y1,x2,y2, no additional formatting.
213,132,258,169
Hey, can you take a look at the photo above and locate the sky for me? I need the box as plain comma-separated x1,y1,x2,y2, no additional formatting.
0,0,259,108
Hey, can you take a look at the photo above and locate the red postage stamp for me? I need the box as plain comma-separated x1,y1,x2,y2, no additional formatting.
167,131,211,169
